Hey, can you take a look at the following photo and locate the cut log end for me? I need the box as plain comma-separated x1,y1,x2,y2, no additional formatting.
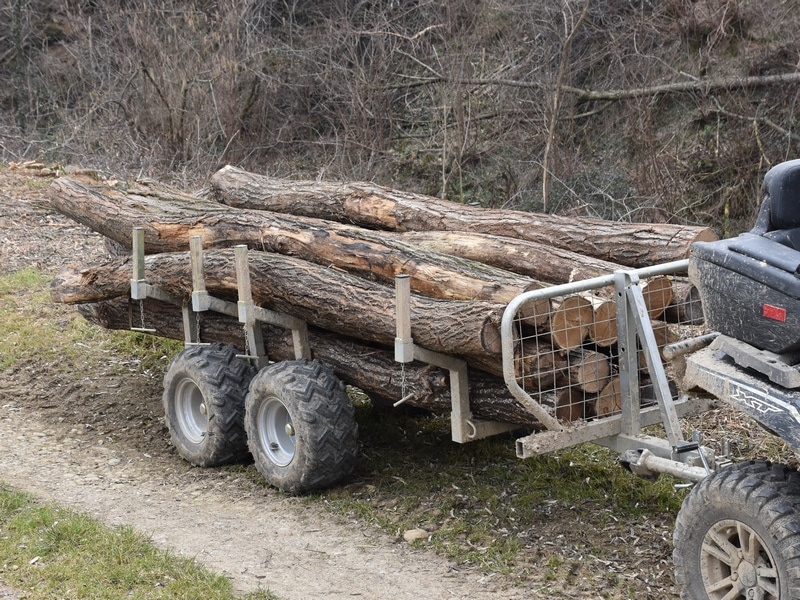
549,295,593,351
694,228,719,244
641,276,674,319
664,279,704,325
586,296,617,347
591,377,621,418
567,349,611,393
514,340,568,390
517,295,553,328
555,387,585,422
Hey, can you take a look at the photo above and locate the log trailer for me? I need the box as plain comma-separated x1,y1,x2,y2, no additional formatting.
119,160,800,599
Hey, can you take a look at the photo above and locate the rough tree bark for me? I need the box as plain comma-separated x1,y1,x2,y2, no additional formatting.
46,177,549,314
50,248,506,362
395,230,622,284
209,166,718,267
77,297,543,427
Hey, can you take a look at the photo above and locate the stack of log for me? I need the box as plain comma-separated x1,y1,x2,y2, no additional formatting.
47,167,715,427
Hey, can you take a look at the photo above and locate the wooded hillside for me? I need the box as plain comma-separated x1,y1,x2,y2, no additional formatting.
2,0,799,235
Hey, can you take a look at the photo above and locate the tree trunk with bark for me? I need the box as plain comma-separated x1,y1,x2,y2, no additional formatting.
209,166,718,268
78,298,545,426
395,230,624,284
51,249,507,365
46,177,548,313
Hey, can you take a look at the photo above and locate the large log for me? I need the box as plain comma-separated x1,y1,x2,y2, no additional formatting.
395,230,623,284
50,249,505,362
77,297,543,427
47,177,548,317
209,166,718,268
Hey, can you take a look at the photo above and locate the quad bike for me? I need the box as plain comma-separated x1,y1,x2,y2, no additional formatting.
672,158,800,599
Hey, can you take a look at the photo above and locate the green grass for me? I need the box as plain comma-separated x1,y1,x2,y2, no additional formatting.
0,267,265,598
0,485,277,599
0,266,182,372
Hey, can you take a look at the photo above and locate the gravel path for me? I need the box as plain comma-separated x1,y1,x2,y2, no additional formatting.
0,398,529,599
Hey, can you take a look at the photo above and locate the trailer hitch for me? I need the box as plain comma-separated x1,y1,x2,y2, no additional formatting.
619,447,710,483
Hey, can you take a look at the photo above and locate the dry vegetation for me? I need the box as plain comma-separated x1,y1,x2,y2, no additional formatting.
1,0,799,234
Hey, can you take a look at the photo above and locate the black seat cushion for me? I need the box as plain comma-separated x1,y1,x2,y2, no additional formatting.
765,159,800,231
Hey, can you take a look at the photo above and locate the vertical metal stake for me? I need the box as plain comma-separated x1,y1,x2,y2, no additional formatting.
394,274,414,364
234,245,268,369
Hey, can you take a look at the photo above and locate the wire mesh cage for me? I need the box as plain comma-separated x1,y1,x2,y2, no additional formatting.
507,268,708,426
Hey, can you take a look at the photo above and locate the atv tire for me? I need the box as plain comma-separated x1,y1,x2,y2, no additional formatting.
673,461,800,599
162,343,256,467
245,359,358,494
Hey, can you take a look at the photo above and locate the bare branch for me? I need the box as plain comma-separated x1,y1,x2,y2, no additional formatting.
356,24,445,42
562,71,800,100
543,0,591,210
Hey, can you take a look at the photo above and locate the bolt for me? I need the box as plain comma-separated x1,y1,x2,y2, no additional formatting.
285,422,295,436
199,403,207,415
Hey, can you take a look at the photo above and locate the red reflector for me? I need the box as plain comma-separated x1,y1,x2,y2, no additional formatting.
763,304,787,322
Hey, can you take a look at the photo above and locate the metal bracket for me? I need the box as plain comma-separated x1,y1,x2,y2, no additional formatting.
129,227,195,344
188,238,311,368
128,228,311,365
615,270,684,448
394,275,518,443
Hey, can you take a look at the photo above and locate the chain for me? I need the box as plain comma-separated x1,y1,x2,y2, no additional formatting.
400,361,407,402
138,299,146,330
195,310,202,344
243,325,251,357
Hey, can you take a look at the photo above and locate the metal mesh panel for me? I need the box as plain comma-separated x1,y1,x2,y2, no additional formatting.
508,270,708,425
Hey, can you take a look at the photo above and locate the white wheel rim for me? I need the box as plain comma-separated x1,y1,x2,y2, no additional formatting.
701,518,779,599
175,378,208,445
257,396,295,467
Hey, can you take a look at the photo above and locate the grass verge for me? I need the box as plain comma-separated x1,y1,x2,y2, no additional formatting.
0,266,182,373
0,485,277,600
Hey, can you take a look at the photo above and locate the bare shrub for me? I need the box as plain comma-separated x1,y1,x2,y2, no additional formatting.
0,0,798,232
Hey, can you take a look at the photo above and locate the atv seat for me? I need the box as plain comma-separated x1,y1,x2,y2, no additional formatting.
753,158,800,237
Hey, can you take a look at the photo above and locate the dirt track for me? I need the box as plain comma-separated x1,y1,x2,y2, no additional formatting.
0,396,530,599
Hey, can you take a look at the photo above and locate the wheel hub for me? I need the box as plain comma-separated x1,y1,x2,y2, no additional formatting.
700,519,778,600
257,396,296,467
738,560,757,589
174,378,209,445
